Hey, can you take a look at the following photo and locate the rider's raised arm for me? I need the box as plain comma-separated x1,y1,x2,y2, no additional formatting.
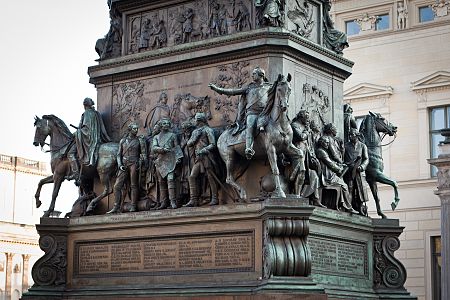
209,83,246,96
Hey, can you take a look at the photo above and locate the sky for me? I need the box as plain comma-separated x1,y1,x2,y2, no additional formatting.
0,0,110,214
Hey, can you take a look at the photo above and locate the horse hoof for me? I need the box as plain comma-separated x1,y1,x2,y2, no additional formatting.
36,200,42,208
85,204,95,214
42,211,51,218
272,189,286,198
391,201,398,211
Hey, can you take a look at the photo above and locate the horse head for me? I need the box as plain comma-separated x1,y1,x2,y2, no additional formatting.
275,73,292,113
33,115,51,147
369,111,397,136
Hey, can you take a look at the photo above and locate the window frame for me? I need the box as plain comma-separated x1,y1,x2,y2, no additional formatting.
429,106,449,176
418,5,435,23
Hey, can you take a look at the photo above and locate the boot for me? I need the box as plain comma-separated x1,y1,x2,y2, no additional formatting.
311,197,326,208
245,136,255,160
107,192,122,214
184,177,198,207
168,181,178,209
129,187,138,212
157,184,169,210
209,196,219,206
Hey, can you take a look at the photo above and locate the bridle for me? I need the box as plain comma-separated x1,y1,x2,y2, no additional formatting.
373,114,397,147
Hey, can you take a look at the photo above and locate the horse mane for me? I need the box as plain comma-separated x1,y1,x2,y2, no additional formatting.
42,114,74,140
259,77,278,118
359,114,377,145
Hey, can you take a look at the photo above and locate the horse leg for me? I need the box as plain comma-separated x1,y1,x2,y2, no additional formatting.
367,180,387,219
87,173,112,214
35,175,53,208
224,149,247,200
43,175,64,218
267,144,286,198
375,173,400,211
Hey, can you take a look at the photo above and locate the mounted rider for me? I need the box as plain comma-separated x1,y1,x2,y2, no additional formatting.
208,66,272,159
67,98,111,183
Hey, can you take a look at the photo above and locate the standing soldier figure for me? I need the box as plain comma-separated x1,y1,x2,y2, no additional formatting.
184,113,219,207
152,118,183,209
344,128,370,215
108,122,145,213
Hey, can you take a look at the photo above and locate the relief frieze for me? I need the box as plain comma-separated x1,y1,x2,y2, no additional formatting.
127,0,255,55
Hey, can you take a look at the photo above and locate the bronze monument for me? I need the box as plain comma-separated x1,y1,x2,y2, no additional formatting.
25,0,416,299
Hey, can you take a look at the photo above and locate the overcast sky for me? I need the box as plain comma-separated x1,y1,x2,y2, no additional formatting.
0,1,110,214
0,0,110,161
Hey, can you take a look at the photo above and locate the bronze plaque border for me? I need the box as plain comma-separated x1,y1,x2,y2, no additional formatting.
73,230,255,278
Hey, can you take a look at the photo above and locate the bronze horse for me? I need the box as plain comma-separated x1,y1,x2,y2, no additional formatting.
359,111,399,218
33,115,118,217
217,74,303,199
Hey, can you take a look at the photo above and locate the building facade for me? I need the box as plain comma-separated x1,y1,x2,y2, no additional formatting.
0,154,46,300
331,1,450,299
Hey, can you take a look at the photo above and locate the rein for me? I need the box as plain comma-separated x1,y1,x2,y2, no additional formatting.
373,116,397,147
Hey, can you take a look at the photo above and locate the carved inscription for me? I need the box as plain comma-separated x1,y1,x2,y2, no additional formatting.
309,237,367,277
75,232,254,277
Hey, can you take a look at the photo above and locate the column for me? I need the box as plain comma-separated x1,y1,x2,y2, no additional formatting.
5,253,13,299
428,128,450,300
21,255,31,293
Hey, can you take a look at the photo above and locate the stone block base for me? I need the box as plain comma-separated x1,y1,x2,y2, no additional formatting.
23,199,416,299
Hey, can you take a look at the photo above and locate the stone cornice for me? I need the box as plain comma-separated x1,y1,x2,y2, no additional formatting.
344,82,393,101
0,154,48,176
411,70,450,92
0,239,39,247
345,17,450,43
89,28,354,85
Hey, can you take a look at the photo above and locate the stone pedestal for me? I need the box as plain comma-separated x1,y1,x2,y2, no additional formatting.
23,199,416,299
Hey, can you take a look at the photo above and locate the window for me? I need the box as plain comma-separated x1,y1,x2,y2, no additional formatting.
431,236,441,300
375,14,390,30
419,6,434,23
346,20,360,36
430,106,449,176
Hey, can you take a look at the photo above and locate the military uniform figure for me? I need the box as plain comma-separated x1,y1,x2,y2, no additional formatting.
184,113,219,207
108,122,145,213
344,128,369,215
209,67,271,159
152,118,183,209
